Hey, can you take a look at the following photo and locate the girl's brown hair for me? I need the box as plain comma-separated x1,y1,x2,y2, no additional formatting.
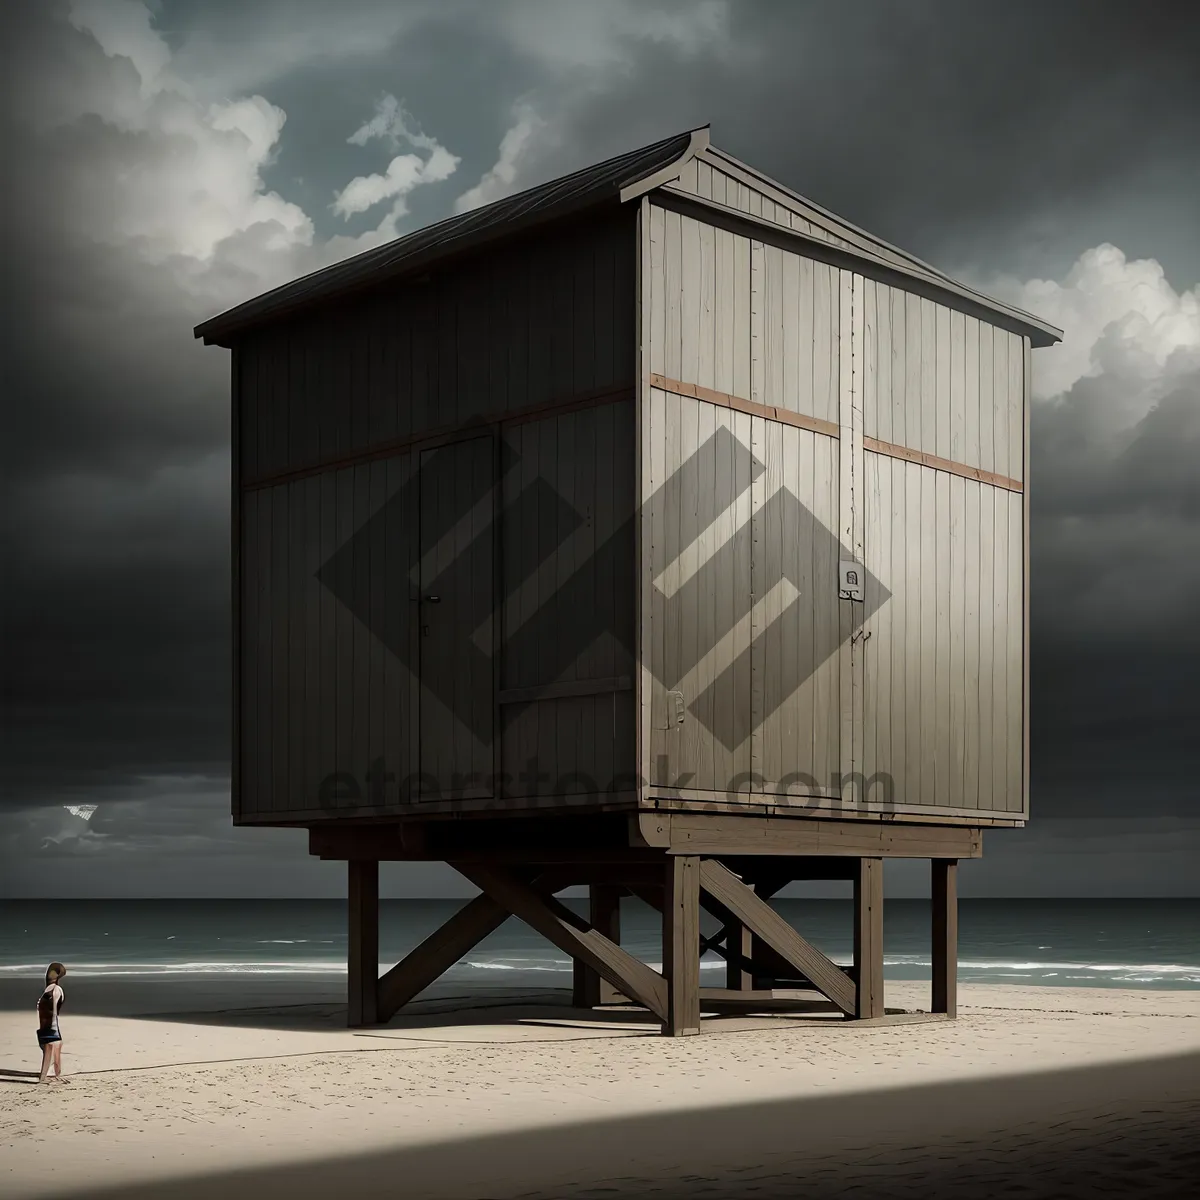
46,962,66,984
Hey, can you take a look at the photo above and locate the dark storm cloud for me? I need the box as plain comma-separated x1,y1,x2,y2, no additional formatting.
2,0,1198,898
552,1,1200,285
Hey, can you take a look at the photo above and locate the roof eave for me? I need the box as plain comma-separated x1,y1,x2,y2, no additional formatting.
194,127,708,348
697,144,1063,349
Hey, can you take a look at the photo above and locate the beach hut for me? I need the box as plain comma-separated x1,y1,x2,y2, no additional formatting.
195,127,1061,1034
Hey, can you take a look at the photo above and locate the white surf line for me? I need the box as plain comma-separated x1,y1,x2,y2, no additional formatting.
669,576,801,704
653,479,786,601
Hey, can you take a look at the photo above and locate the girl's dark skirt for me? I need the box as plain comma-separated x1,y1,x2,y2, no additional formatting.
37,1028,62,1047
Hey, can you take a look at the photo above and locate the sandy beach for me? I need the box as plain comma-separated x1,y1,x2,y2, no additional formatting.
1,979,1197,1199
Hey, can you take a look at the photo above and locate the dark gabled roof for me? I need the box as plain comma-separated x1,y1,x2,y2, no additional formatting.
194,128,704,345
195,125,1063,349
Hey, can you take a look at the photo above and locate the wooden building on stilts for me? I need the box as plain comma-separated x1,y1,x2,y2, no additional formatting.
196,127,1061,1034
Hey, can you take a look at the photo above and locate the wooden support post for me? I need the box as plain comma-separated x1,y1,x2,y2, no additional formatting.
573,885,624,1007
932,858,958,1017
454,863,668,1022
726,910,754,991
699,860,857,1015
377,892,510,1021
663,856,701,1036
347,859,379,1027
853,857,884,1019
726,873,787,989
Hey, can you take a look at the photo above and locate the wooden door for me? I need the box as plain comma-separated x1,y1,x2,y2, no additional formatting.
417,437,496,798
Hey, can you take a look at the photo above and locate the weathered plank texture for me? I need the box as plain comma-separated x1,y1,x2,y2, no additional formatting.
643,205,1027,820
241,398,637,820
650,206,841,427
861,453,1025,813
860,281,1025,481
499,402,636,800
238,210,636,482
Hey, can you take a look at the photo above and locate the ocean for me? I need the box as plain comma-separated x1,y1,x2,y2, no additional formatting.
2,898,1197,990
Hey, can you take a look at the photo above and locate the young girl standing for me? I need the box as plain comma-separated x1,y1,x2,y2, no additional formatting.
37,962,68,1084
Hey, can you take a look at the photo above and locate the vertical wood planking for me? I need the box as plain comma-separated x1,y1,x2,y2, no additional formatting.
333,468,354,809
890,289,908,450
991,473,1009,810
780,250,800,415
978,322,995,474
947,473,967,809
748,412,765,790
351,464,371,805
384,457,413,794
963,317,980,469
962,479,981,808
1009,333,1026,483
935,303,951,461
886,455,906,806
680,215,702,386
933,470,951,808
1007,490,1023,812
903,460,922,806
647,389,667,774
797,255,815,420
302,476,322,812
791,429,818,788
949,310,965,463
270,479,289,813
733,231,752,400
837,273,855,803
750,241,764,404
862,453,880,783
287,479,307,810
638,200,655,806
697,219,716,391
713,228,735,393
663,208,683,383
813,432,840,790
918,464,936,806
812,264,833,425
852,277,866,793
976,483,995,811
241,489,260,816
1022,337,1032,817
993,322,1010,481
318,472,337,808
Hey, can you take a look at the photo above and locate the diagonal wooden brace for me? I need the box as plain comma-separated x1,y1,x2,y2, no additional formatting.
698,859,857,1015
377,891,513,1021
377,866,581,1020
454,862,669,1023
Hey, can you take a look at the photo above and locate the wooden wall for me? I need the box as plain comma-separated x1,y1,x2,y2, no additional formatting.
640,200,1028,821
643,389,842,799
235,211,638,822
668,149,925,275
857,279,1026,814
237,210,636,483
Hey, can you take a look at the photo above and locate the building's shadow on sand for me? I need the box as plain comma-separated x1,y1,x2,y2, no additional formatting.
42,1052,1200,1200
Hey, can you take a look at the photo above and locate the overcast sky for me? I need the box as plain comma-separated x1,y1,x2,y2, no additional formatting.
2,0,1198,897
